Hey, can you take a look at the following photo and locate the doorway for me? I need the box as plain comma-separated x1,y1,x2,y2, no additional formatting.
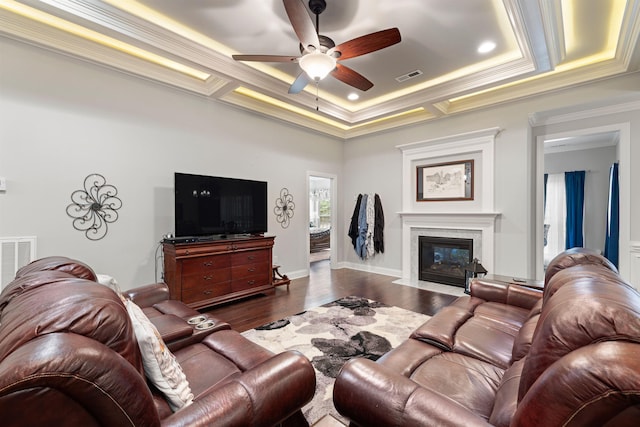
534,123,630,280
307,173,337,268
309,176,331,263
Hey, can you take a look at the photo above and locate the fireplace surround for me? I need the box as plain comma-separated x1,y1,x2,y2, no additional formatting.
395,128,501,289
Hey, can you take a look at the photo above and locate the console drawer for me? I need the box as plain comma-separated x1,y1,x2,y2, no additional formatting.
231,249,269,266
232,275,269,292
182,281,232,305
182,254,231,275
181,269,231,289
231,261,270,280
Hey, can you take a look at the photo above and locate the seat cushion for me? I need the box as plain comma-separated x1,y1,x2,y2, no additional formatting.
173,343,243,398
411,352,504,421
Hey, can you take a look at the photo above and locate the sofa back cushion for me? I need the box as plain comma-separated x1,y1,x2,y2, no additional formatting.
15,256,97,281
518,275,640,402
544,247,616,286
543,263,623,304
0,273,142,371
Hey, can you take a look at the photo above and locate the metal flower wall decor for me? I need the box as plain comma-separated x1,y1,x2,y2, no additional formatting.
274,187,295,228
66,173,122,240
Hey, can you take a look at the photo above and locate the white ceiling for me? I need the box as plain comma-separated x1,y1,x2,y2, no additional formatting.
1,0,639,139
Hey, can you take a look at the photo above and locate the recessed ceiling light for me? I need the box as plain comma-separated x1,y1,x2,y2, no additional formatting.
477,41,496,54
347,93,359,101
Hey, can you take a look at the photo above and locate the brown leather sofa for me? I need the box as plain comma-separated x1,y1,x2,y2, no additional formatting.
334,248,640,426
0,256,316,426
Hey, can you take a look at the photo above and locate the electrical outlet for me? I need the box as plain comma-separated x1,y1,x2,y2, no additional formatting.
0,177,6,191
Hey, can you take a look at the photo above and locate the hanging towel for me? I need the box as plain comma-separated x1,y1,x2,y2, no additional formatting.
356,194,368,259
348,194,363,250
366,194,375,259
374,194,385,253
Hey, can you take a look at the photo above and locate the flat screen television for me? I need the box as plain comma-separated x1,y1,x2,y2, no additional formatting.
174,172,267,238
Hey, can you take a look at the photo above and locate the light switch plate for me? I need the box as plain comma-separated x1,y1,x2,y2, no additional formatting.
0,177,6,191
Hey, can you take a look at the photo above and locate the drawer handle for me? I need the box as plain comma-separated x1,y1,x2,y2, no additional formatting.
203,261,213,267
203,290,212,295
247,280,255,285
248,268,256,273
247,255,256,261
203,275,213,280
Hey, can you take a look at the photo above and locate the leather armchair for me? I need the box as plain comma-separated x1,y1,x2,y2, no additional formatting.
0,257,316,427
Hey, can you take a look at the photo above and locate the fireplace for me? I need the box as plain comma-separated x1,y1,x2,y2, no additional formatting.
418,236,473,287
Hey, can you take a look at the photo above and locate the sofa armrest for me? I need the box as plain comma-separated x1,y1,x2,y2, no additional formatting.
162,351,316,427
334,358,492,427
124,282,170,307
515,341,640,426
470,278,542,310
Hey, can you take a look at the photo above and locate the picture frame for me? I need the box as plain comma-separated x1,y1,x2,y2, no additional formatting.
417,159,474,201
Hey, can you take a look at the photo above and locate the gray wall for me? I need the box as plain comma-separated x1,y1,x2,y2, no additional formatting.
0,37,343,289
2,36,639,287
342,75,640,280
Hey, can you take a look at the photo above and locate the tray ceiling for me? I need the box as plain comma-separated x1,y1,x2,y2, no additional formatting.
1,0,639,139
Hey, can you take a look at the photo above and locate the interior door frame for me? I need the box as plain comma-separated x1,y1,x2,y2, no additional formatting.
534,122,630,280
306,171,338,271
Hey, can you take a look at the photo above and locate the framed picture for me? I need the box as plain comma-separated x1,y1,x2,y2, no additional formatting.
417,160,474,201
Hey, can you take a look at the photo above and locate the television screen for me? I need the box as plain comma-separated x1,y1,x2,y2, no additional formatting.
174,173,267,237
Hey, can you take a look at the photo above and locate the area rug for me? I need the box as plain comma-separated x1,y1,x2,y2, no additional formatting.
241,296,431,425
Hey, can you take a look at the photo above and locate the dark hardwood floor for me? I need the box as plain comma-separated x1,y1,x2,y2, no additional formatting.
203,260,458,332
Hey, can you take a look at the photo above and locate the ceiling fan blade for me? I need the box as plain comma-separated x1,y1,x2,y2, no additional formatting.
333,28,401,61
232,54,299,63
289,72,312,94
283,0,319,51
330,64,373,91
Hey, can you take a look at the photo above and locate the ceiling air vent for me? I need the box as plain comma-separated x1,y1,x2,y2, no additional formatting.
395,70,423,83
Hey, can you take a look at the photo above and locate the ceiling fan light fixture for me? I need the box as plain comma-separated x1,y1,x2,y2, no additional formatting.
299,51,336,81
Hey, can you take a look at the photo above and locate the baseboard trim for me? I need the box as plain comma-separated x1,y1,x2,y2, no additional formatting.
340,262,402,278
284,268,309,281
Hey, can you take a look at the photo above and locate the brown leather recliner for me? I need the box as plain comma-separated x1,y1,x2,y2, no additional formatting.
0,257,316,427
334,248,640,426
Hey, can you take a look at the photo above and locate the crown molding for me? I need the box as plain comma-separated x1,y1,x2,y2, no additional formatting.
448,59,631,116
529,94,640,127
507,0,551,71
537,0,565,67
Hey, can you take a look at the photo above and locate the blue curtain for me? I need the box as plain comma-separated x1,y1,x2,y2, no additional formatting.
565,171,585,249
604,163,619,267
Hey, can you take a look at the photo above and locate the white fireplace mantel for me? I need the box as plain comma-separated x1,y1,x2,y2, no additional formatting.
396,128,501,285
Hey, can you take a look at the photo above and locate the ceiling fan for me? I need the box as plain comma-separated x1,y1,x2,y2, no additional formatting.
232,0,401,94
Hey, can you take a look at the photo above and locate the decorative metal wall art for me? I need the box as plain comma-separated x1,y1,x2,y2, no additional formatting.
66,173,122,240
274,188,295,228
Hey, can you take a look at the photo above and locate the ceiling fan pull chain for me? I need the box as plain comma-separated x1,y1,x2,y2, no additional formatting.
315,81,320,111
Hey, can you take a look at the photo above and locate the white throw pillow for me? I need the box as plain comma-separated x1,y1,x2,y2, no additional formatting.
125,299,194,411
96,274,122,293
